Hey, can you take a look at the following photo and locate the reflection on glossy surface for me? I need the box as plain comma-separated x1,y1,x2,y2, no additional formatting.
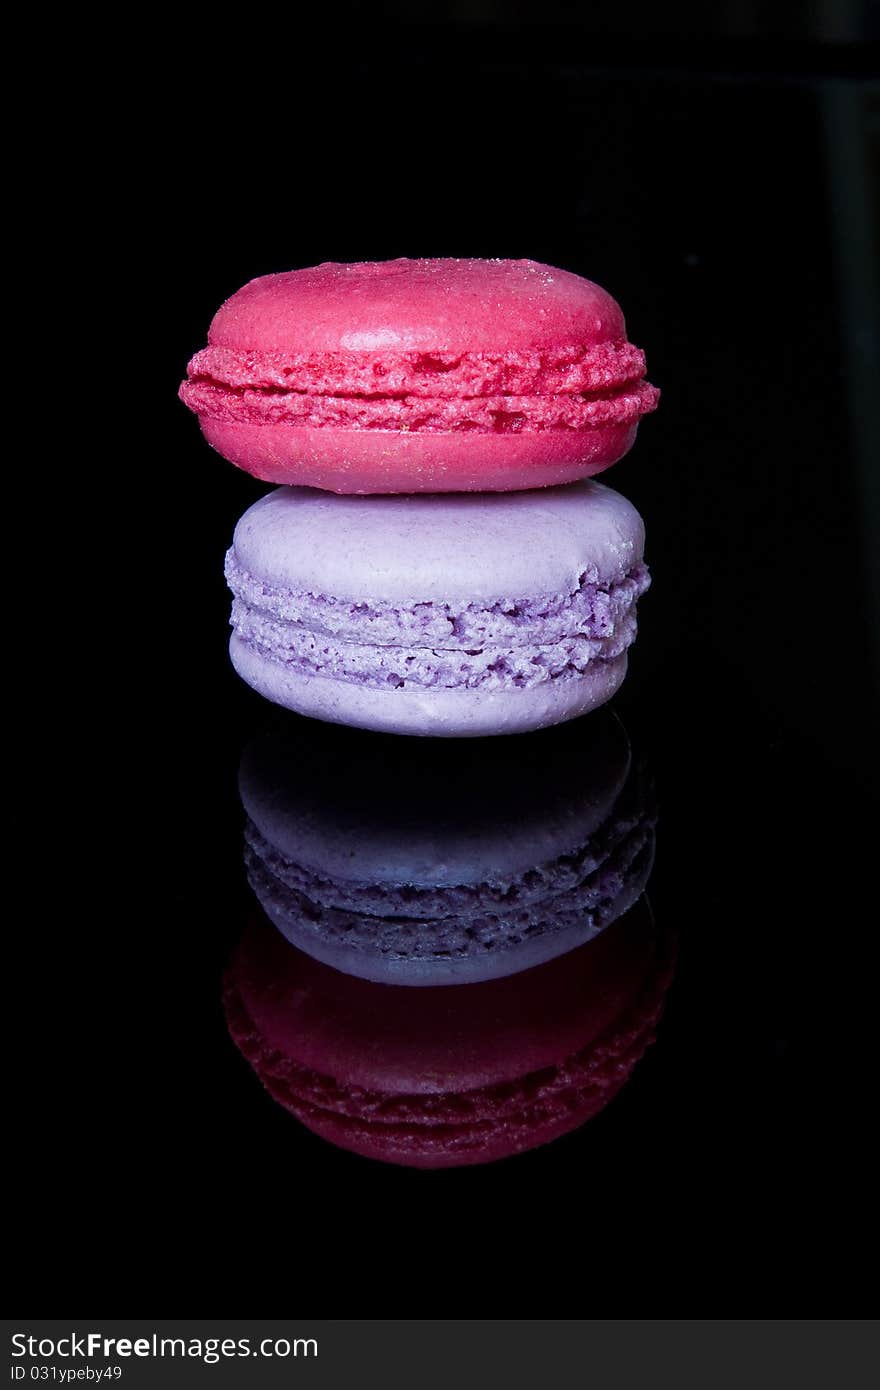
225,900,674,1168
239,709,656,985
228,710,669,1168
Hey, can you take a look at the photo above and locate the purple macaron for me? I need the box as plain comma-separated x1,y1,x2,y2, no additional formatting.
225,481,650,736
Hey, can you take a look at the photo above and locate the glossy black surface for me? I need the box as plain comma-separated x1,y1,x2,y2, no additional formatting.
16,41,878,1310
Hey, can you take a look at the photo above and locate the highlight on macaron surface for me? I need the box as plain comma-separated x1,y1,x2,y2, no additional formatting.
224,899,674,1169
180,258,659,493
224,480,650,737
238,710,656,985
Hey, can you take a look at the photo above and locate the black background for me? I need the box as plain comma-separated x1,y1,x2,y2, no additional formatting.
15,9,878,1314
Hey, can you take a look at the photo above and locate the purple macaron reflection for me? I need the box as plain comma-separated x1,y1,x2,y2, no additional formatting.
238,709,656,986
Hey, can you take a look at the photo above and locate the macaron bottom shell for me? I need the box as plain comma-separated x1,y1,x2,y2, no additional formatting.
202,418,639,493
230,635,628,738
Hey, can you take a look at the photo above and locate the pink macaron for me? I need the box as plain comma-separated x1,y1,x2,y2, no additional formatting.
180,258,659,493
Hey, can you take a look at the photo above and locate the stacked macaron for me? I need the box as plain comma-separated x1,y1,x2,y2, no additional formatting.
181,258,657,735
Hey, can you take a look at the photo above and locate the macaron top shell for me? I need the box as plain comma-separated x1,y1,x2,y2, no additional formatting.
208,258,626,355
230,480,645,605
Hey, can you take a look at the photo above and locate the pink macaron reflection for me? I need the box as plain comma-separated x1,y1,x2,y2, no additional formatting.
225,900,675,1169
